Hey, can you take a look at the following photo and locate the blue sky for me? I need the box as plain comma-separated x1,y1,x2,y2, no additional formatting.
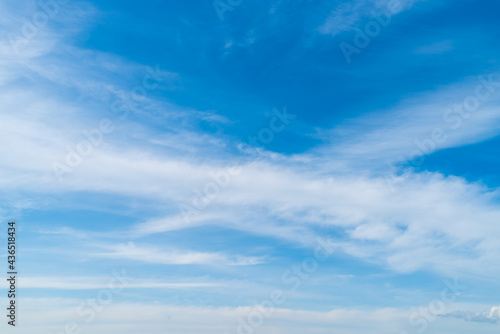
1,0,500,333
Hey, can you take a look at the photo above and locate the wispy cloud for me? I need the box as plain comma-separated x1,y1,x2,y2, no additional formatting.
318,0,421,36
441,306,500,323
318,74,500,167
93,242,265,266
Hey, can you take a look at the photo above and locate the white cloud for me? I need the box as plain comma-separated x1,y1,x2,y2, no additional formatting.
441,306,500,323
318,0,421,36
317,73,500,168
92,242,265,266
